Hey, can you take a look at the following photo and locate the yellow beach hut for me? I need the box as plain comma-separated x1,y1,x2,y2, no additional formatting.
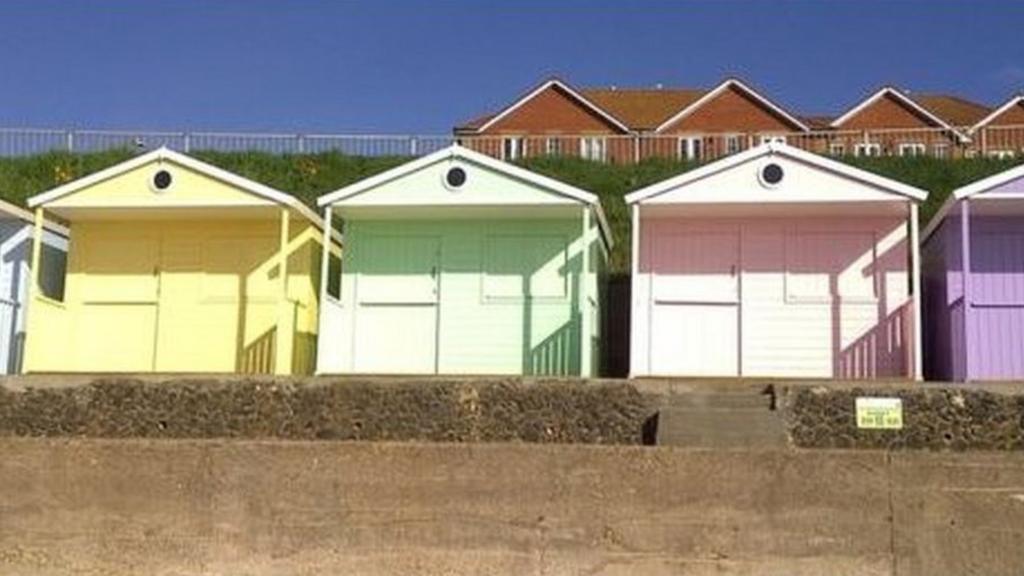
22,148,340,375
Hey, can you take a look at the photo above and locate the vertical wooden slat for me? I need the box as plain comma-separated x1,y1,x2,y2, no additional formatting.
960,199,973,381
316,206,334,375
274,208,292,375
579,206,591,377
22,208,45,374
910,203,923,380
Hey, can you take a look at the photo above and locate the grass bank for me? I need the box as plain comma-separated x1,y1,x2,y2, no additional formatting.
1,149,1019,271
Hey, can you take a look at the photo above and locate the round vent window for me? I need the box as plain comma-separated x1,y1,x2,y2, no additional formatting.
151,169,173,192
759,163,784,187
444,166,467,190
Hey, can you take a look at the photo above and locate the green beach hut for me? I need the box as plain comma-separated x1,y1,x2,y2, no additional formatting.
316,144,612,376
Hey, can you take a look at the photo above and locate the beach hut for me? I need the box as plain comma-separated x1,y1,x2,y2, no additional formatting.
0,200,67,373
921,164,1024,381
627,142,927,379
316,144,611,376
22,148,340,375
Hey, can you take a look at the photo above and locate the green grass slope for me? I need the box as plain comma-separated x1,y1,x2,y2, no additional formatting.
1,149,1019,272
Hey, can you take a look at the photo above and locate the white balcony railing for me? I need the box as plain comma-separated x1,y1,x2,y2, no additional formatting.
0,125,1021,163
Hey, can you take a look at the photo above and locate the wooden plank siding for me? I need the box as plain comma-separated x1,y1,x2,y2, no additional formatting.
333,217,593,376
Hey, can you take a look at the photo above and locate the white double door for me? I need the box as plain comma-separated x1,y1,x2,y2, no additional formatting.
649,229,740,377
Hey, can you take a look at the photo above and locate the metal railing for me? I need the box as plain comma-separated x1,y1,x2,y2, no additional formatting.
0,125,1022,162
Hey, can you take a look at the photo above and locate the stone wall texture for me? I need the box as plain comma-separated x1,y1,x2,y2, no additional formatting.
0,377,648,445
783,383,1024,450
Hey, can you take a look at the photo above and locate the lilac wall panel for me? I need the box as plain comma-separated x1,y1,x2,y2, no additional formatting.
967,215,1024,380
969,307,1024,380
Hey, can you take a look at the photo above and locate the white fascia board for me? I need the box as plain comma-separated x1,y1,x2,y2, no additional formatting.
626,142,929,205
969,95,1023,133
27,147,337,245
0,197,68,236
953,163,1024,200
474,79,632,134
320,144,613,250
320,145,599,206
830,86,968,142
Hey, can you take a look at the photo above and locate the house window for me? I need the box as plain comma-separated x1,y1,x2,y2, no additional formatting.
829,143,846,156
932,143,950,159
854,143,881,157
759,134,786,145
898,143,926,157
545,138,562,156
38,243,67,302
725,134,741,155
502,137,525,161
326,253,342,299
580,137,607,162
678,136,703,161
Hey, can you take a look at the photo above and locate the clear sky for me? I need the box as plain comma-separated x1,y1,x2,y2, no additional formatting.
1,1,1022,133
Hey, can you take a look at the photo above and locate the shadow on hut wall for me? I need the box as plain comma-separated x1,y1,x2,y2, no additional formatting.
525,248,582,376
829,220,912,378
235,225,322,375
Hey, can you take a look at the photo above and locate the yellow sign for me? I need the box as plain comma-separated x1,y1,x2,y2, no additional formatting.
855,397,903,430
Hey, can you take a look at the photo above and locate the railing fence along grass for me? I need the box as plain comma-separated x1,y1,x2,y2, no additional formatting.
0,125,1022,161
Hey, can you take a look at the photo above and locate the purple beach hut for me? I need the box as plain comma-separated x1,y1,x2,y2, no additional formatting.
921,164,1024,381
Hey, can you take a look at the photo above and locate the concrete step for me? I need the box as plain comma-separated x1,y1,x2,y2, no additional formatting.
666,390,773,411
655,406,788,448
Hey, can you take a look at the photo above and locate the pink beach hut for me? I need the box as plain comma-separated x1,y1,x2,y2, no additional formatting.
626,142,928,379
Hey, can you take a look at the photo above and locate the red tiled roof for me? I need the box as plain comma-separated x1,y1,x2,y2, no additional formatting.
580,88,706,131
799,115,835,130
455,86,707,133
909,94,992,127
456,113,496,132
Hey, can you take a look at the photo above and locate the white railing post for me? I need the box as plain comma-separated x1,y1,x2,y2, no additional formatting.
410,136,418,156
183,132,191,153
297,134,305,154
65,131,74,153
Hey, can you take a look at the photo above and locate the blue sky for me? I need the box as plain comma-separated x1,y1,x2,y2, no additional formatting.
0,1,1022,133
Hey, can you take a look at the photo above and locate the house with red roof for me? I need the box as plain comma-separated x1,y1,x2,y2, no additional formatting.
969,94,1024,157
454,77,810,164
825,86,991,158
455,77,1013,163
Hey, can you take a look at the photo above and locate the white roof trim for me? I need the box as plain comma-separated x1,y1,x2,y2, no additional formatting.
318,144,613,250
625,141,929,205
969,95,1023,133
0,197,68,236
472,79,631,134
954,163,1024,200
27,147,339,245
830,86,969,142
921,164,1024,243
654,78,810,133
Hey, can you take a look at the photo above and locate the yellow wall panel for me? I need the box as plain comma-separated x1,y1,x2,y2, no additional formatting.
25,215,323,375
